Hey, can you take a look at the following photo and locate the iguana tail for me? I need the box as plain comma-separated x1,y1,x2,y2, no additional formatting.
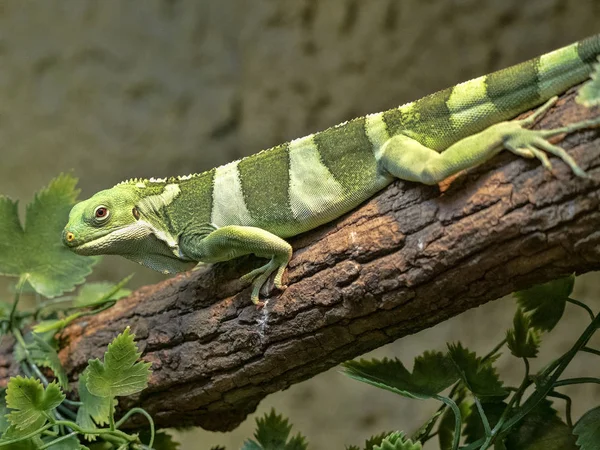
385,34,600,151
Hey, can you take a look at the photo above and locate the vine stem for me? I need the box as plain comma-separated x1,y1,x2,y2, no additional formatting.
433,395,461,450
553,377,600,387
567,297,595,321
482,338,507,362
38,431,77,450
109,404,116,431
0,418,139,448
8,277,25,327
487,358,531,448
581,346,600,357
501,307,600,432
411,337,507,445
115,407,155,448
547,391,573,427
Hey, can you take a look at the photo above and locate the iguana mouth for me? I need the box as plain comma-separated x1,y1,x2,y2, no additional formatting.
64,220,180,258
63,228,124,255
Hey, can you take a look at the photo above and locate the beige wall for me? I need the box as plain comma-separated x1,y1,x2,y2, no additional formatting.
1,1,599,448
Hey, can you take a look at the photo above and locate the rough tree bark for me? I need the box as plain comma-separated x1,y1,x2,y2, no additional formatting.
1,89,600,432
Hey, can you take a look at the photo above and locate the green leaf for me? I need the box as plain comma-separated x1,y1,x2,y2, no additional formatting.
139,430,181,450
0,425,39,449
504,399,576,450
577,56,600,107
447,343,507,399
242,409,308,450
0,175,100,297
515,276,573,332
77,370,116,441
373,432,422,450
74,278,132,307
86,327,151,398
574,405,600,450
342,352,459,399
463,402,507,444
78,370,113,426
5,377,65,434
33,276,132,334
506,308,540,358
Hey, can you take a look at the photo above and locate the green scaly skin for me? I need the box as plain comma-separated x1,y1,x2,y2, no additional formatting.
64,35,600,305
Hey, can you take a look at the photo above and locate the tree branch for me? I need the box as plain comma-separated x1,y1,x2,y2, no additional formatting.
1,89,600,432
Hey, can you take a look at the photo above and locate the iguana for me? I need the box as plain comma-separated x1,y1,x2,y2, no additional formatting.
64,34,600,305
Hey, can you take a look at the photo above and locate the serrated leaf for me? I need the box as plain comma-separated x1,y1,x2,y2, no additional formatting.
365,432,394,450
574,405,600,450
506,308,540,358
447,343,507,399
242,409,308,450
5,377,65,434
0,175,99,297
139,430,181,450
463,402,507,444
342,352,459,400
577,56,600,107
77,370,116,441
505,399,576,449
78,370,113,426
515,276,573,332
87,327,151,399
373,432,422,450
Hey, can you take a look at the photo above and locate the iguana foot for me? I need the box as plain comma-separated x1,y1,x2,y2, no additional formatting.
241,257,288,305
503,96,600,178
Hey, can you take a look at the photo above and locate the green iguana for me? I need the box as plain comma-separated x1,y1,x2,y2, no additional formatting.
64,34,600,305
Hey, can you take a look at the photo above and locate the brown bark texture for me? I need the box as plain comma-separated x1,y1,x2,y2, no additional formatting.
2,89,600,432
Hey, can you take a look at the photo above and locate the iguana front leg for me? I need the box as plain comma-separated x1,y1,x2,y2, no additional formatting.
179,225,292,305
379,97,599,184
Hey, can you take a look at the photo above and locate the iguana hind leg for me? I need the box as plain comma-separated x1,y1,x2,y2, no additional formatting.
379,97,599,184
179,225,292,305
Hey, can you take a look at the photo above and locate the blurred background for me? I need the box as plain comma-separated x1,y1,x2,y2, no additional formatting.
1,1,600,448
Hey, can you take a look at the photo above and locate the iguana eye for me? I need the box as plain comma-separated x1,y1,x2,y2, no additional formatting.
94,206,109,221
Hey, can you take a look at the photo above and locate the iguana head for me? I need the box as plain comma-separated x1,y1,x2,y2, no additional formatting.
62,185,144,256
63,181,194,274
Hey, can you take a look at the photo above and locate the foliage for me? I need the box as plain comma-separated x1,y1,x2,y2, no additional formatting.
0,330,161,448
338,275,600,450
342,352,458,399
0,177,178,449
0,174,99,297
242,409,308,450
